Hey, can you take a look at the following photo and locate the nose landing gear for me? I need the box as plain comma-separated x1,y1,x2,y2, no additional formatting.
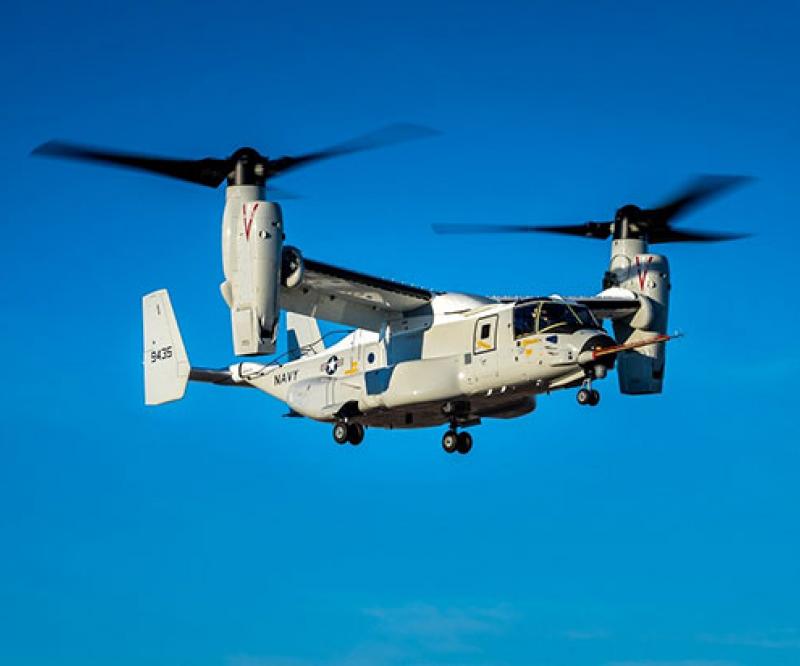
576,386,600,406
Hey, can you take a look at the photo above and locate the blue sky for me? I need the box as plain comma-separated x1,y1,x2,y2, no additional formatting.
1,2,799,665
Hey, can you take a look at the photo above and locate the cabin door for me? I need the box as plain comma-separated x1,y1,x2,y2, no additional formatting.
472,315,499,386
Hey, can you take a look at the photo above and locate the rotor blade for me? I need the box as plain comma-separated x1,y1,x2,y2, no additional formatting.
644,174,753,225
432,221,612,239
648,227,751,244
32,141,230,188
527,222,612,240
433,223,548,234
267,123,440,177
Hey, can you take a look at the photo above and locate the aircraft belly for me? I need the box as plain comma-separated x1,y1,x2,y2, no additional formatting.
359,392,537,430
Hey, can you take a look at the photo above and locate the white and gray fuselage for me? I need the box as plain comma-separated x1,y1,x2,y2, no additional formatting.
230,292,613,429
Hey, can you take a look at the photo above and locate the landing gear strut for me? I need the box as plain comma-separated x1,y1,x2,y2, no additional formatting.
442,428,473,455
333,421,364,445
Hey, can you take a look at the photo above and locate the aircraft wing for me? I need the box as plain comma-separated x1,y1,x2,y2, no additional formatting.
281,257,435,330
573,288,641,320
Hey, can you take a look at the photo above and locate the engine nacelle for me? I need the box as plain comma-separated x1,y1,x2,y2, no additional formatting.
608,241,670,394
220,186,283,356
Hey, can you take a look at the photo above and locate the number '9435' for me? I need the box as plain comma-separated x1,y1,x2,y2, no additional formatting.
150,346,173,363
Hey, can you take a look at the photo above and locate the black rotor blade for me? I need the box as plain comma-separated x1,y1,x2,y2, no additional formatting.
643,174,753,225
527,222,612,240
432,221,612,240
648,227,751,244
32,141,230,188
433,223,547,234
267,123,440,177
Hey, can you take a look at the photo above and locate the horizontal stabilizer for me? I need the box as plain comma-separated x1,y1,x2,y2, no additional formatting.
189,367,253,388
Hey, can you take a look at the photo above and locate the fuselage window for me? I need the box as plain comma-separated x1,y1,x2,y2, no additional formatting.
480,323,491,339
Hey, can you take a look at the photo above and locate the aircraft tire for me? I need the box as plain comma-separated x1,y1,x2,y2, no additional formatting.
333,421,349,444
588,390,600,406
442,430,459,454
456,432,473,455
347,423,365,445
576,388,592,406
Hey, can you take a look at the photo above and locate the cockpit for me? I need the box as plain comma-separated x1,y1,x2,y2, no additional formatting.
513,300,600,338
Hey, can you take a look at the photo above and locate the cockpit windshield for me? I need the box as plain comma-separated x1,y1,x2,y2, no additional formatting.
513,301,599,338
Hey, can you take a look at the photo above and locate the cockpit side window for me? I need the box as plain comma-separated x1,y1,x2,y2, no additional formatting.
574,305,600,328
513,303,539,339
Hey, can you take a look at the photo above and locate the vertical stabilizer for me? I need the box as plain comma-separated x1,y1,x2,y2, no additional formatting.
286,312,324,360
142,289,190,405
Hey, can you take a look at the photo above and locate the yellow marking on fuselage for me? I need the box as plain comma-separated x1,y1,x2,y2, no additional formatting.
344,361,359,376
476,339,493,350
519,337,540,356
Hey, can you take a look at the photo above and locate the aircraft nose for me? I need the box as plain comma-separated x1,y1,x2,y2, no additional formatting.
578,334,617,368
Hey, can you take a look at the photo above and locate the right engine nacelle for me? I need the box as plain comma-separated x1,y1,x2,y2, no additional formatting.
609,246,670,394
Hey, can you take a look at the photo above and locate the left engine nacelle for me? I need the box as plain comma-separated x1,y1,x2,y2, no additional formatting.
220,186,283,356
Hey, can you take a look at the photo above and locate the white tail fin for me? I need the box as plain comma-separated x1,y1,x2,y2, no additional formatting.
286,312,324,360
142,289,190,405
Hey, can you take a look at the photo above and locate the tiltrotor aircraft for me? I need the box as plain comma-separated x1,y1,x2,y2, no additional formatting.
34,128,749,454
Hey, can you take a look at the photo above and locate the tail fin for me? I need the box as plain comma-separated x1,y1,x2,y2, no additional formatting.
286,312,324,360
142,289,190,405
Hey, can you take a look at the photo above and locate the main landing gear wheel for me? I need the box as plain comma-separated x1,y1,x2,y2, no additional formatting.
442,430,459,454
576,388,600,406
347,423,365,446
456,432,473,455
333,422,349,444
442,430,473,454
333,421,365,445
